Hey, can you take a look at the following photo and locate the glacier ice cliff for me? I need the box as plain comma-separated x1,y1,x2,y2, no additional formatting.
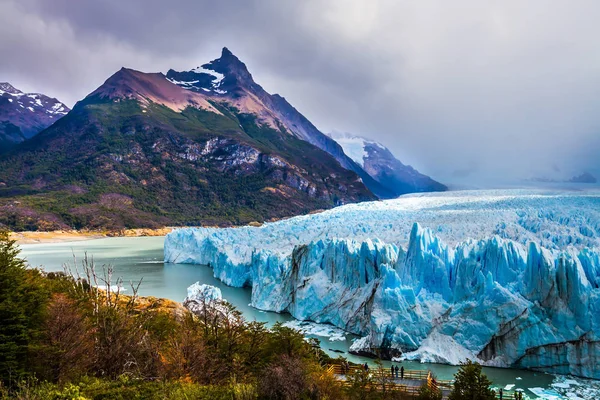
164,189,600,379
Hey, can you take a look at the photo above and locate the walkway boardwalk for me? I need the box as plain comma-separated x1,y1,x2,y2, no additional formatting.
326,364,452,398
326,364,519,399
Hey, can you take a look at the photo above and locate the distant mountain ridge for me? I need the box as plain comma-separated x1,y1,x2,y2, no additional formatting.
529,171,598,184
0,47,446,231
0,49,375,231
328,131,446,196
0,82,69,149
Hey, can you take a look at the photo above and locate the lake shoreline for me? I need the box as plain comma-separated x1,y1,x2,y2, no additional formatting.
11,227,174,245
10,209,328,245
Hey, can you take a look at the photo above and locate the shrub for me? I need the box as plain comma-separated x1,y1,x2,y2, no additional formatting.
38,293,94,383
257,355,306,400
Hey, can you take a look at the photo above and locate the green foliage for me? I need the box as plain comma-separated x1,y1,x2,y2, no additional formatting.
1,377,257,400
345,368,375,400
0,231,48,384
448,359,496,400
266,323,313,360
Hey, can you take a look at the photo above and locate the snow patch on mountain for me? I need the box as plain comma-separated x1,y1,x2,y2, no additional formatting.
328,131,446,196
167,64,228,94
192,65,225,86
0,82,69,118
0,82,70,144
328,131,383,167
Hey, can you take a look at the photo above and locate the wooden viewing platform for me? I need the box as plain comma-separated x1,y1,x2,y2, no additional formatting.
326,364,521,399
326,364,452,398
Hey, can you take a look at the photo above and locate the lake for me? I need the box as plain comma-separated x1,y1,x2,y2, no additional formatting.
21,236,570,398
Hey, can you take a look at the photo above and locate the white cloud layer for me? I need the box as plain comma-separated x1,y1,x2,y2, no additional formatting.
1,0,599,184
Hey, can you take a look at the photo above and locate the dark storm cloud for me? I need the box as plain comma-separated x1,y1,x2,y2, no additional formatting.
1,0,599,185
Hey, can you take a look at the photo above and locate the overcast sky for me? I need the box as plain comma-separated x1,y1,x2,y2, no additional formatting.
2,0,599,186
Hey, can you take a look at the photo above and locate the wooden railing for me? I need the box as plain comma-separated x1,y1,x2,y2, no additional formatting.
326,364,447,398
326,364,516,399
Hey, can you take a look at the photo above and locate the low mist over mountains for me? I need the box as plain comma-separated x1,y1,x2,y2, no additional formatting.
0,82,69,149
328,131,446,196
0,48,444,231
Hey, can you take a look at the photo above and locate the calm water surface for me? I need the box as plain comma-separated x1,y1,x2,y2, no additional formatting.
21,236,559,397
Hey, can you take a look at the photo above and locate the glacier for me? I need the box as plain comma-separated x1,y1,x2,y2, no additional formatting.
164,189,600,379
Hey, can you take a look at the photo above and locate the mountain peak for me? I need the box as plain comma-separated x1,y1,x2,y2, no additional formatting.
166,47,257,95
89,67,163,100
221,47,233,58
205,47,253,84
0,82,23,95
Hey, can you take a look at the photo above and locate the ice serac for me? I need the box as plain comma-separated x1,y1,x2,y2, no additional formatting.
164,189,600,379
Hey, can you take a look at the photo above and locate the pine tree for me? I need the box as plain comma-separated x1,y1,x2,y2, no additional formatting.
448,359,496,400
0,231,48,385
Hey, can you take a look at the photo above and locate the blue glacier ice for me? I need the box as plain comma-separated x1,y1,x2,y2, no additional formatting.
164,189,600,379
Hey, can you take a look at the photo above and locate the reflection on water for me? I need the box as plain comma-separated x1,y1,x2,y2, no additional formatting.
21,236,557,397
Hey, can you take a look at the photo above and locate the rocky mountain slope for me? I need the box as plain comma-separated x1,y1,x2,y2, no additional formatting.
0,61,374,230
166,48,396,198
328,131,446,196
0,82,69,150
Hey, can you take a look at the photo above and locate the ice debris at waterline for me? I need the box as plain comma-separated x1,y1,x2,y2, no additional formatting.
550,375,600,399
282,320,347,342
165,190,600,379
